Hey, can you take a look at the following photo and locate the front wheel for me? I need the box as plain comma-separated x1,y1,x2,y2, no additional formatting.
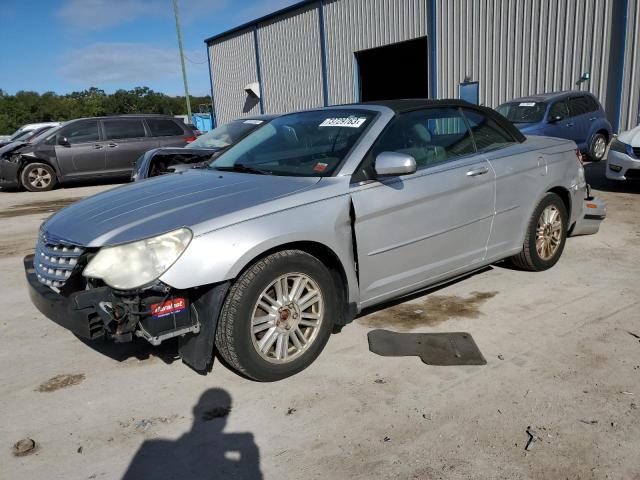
20,162,57,192
215,250,337,381
587,133,607,162
509,192,568,271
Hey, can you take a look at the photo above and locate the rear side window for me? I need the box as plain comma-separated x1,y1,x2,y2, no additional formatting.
371,108,476,169
549,100,569,120
585,95,600,113
103,120,146,140
147,119,184,137
568,96,591,117
59,121,100,144
462,109,516,152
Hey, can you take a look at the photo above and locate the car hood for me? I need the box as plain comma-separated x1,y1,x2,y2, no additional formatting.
43,169,322,247
0,141,27,157
617,125,640,147
512,123,543,134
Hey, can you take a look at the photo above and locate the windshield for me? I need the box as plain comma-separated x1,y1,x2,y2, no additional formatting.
189,120,264,149
497,102,547,123
211,109,375,176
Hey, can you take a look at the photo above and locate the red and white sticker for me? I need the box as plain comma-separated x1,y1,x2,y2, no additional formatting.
313,162,328,172
151,298,186,318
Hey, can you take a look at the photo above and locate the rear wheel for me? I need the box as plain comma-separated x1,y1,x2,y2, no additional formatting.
587,133,607,162
510,192,568,271
20,162,57,192
215,250,336,381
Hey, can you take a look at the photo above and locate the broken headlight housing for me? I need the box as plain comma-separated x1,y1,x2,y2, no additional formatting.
82,228,192,290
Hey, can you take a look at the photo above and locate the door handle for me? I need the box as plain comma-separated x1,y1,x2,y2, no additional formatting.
107,143,118,148
93,144,103,149
466,166,489,177
566,123,574,127
589,117,597,121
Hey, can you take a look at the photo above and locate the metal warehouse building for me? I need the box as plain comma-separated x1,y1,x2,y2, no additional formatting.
205,0,640,132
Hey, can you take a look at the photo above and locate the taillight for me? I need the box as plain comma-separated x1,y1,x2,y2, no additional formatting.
184,136,197,143
575,148,584,165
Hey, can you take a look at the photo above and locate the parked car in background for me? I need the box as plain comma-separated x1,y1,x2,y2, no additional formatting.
0,125,57,150
497,91,611,161
0,122,61,148
0,115,196,192
25,100,605,381
606,125,640,180
132,114,276,181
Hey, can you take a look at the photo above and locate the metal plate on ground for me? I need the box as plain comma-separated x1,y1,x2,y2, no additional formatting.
367,329,487,366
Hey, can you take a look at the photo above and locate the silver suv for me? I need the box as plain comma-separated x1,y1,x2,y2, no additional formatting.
0,115,196,191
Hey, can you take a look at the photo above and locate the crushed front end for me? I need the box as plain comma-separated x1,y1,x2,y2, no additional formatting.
24,231,228,373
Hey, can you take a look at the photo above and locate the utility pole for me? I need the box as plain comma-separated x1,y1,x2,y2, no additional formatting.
172,0,192,121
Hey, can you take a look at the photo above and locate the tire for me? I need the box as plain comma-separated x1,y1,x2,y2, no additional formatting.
215,250,337,381
20,162,57,192
509,192,568,271
587,133,607,162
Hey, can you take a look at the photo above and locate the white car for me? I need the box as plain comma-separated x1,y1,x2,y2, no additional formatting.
606,125,640,180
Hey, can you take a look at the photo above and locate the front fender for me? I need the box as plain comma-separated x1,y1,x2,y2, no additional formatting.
160,193,359,304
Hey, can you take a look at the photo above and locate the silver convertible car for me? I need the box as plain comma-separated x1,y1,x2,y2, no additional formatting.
25,100,605,381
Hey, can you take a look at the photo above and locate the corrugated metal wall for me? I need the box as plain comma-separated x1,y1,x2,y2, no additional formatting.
435,0,613,112
208,29,260,125
258,3,325,113
323,0,429,105
620,0,640,131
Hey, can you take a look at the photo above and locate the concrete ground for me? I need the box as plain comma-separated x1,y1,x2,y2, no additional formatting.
1,164,639,480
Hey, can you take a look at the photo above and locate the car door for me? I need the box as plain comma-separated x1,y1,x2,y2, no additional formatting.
461,108,546,259
54,120,107,177
546,99,574,140
350,107,496,306
566,96,591,149
102,119,159,175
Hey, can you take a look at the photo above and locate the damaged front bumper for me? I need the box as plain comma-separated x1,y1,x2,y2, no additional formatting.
24,254,229,372
0,156,21,188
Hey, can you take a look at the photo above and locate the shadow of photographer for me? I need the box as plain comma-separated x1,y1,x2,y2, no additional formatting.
123,388,262,480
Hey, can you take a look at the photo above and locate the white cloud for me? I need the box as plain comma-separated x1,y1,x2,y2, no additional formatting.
61,42,205,87
57,0,229,31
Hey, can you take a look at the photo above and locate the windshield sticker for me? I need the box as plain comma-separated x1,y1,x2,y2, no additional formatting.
151,298,186,318
313,162,328,172
319,117,367,128
519,102,537,107
243,119,263,124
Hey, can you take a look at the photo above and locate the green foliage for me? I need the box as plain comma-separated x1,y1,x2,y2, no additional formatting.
0,87,210,134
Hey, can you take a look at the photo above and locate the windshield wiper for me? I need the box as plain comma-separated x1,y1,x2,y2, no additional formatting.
214,164,272,175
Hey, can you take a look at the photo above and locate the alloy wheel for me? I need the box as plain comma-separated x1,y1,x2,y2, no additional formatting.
250,273,324,364
535,205,563,260
28,168,52,189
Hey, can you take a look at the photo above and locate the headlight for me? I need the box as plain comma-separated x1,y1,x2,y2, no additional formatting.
83,228,192,290
609,138,633,156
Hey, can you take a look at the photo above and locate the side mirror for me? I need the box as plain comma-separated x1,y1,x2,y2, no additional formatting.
374,151,417,176
548,115,563,123
58,136,70,147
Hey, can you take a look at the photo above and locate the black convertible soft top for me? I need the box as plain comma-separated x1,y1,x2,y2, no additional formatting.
359,98,526,143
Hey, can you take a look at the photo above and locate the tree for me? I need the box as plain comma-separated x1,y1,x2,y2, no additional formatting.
0,87,210,134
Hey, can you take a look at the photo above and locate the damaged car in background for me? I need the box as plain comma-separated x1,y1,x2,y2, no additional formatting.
0,115,196,191
25,100,605,382
131,114,276,181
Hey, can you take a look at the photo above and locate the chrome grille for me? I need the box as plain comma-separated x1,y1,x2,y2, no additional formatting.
34,235,84,288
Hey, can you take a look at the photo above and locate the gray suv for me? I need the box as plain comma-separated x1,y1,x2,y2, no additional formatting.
0,115,196,191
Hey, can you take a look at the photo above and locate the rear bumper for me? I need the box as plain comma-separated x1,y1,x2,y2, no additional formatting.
570,193,606,236
24,254,109,339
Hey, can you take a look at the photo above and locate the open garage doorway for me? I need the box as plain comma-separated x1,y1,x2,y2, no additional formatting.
355,37,429,102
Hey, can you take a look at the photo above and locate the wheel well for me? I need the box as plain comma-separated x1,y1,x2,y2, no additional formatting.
547,186,571,218
596,129,609,142
18,157,57,177
237,241,350,319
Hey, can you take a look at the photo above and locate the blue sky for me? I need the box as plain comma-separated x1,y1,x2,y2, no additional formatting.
0,0,299,96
